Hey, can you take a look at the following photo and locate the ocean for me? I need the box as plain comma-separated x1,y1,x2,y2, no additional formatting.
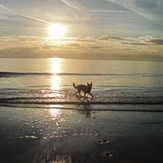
0,58,163,163
0,58,163,111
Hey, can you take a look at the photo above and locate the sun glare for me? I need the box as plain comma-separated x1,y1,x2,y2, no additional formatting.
48,23,66,39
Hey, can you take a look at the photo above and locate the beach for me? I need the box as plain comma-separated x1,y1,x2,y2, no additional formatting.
0,58,163,162
0,106,163,163
1,0,163,162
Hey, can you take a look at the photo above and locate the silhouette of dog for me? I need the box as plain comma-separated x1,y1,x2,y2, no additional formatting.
73,82,93,98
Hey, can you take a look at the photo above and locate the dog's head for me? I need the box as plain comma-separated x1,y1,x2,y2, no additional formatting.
87,82,92,89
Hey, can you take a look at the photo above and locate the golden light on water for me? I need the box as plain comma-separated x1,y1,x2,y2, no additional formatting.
51,76,60,90
51,58,60,74
51,58,61,90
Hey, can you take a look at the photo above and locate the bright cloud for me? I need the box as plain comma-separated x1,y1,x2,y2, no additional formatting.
0,35,163,61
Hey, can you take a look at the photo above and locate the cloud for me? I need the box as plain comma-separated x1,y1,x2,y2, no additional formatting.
122,42,147,45
137,36,163,45
88,9,127,13
98,35,163,46
149,39,163,45
0,47,39,57
0,3,53,25
59,0,86,11
0,35,163,61
106,0,163,21
74,37,97,42
99,36,125,40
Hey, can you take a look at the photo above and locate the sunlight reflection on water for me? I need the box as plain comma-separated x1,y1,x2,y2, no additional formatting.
51,75,61,90
51,58,61,90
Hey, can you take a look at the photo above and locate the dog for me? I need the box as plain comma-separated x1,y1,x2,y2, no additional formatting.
73,82,93,98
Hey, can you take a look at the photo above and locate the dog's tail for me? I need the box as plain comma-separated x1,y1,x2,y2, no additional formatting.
73,83,77,89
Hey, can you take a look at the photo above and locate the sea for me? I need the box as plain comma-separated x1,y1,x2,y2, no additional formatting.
0,58,163,112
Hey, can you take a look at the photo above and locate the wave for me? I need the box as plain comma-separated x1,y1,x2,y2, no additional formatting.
0,97,163,105
0,98,163,112
0,89,163,113
0,71,163,77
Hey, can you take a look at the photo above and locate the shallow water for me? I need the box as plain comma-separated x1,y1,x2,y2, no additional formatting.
0,58,163,110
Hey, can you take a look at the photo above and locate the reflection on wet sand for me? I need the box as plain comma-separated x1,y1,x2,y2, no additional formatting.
1,107,162,163
34,108,97,163
49,109,61,120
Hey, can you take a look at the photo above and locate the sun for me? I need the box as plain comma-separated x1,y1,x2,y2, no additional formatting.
48,23,66,39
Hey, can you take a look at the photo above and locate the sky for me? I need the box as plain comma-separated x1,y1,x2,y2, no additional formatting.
0,0,163,61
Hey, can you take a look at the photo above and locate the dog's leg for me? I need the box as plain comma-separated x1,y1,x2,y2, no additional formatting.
89,93,93,98
75,89,79,96
78,90,81,97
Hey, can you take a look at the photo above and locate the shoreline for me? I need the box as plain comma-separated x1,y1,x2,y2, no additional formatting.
1,104,163,112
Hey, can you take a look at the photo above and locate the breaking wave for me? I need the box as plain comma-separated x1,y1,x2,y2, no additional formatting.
0,72,163,77
0,88,163,112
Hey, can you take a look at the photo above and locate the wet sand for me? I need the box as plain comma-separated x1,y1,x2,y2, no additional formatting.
0,106,163,163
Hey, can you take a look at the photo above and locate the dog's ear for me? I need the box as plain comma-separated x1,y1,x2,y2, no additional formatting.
87,82,89,85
